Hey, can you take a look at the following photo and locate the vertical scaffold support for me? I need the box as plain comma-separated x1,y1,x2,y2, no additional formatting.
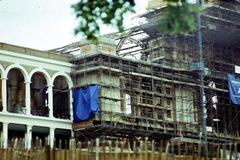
197,0,208,158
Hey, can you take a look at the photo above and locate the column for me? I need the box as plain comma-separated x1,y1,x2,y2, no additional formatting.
48,85,53,118
49,127,55,148
127,140,131,151
25,81,31,115
25,125,32,149
144,137,148,160
151,139,155,152
2,122,8,149
115,139,119,153
2,77,7,112
69,89,73,121
70,130,74,138
96,138,100,160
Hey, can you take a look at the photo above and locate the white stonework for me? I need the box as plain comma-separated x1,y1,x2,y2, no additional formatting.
0,43,73,149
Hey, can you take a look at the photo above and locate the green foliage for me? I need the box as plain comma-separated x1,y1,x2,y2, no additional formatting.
159,0,202,35
72,0,202,41
71,0,135,41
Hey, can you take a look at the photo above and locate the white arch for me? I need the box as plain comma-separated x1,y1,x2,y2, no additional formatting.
0,64,4,78
29,68,51,86
51,72,73,88
51,72,73,121
4,63,29,81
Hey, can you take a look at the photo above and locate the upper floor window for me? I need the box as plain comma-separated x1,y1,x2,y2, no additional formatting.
7,68,25,113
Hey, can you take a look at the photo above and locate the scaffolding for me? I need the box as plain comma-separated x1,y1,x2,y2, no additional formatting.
51,0,240,157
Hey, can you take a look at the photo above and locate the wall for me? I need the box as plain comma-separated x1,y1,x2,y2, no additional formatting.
175,85,196,123
0,43,73,149
76,72,122,113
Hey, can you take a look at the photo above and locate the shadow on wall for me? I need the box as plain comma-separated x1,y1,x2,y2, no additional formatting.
30,72,49,117
53,76,70,119
7,68,25,113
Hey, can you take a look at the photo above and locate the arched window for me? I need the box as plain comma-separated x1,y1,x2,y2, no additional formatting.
7,68,25,113
30,72,49,117
53,76,70,119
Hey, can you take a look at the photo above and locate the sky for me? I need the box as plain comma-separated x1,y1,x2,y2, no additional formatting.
0,0,148,50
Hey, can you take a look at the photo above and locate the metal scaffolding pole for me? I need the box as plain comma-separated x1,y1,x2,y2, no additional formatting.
197,0,208,158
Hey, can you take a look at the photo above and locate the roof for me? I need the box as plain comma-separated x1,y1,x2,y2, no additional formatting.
0,42,72,62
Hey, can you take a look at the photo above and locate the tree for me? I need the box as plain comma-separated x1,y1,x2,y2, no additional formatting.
71,0,201,41
159,0,200,35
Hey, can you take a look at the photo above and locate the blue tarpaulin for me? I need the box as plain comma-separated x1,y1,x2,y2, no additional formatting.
228,74,240,105
73,84,99,122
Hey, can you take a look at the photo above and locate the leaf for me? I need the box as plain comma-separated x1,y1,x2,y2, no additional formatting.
72,0,204,40
72,0,135,41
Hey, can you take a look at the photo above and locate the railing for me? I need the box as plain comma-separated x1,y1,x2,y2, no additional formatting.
31,107,49,117
8,105,26,114
54,112,70,119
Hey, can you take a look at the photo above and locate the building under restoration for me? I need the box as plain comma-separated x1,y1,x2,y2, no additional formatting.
0,0,240,157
